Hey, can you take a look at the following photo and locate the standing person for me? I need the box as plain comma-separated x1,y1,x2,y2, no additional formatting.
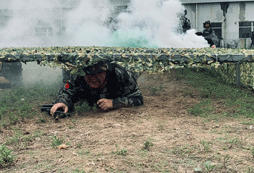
50,57,143,116
179,10,191,34
202,20,218,48
251,31,254,48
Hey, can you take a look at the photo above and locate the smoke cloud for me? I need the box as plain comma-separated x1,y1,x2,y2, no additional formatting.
0,0,209,48
106,0,208,48
0,0,209,86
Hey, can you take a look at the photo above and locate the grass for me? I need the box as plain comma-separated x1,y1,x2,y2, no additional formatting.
75,101,97,114
174,66,254,119
170,145,195,157
204,160,216,172
5,128,45,151
0,79,62,128
1,65,254,130
142,139,154,151
0,145,15,168
51,135,64,148
2,65,254,172
5,128,23,146
200,140,211,151
115,149,128,156
0,77,99,129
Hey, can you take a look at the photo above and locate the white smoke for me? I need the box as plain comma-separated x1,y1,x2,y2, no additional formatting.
0,0,209,86
0,0,209,48
63,0,113,46
111,0,209,48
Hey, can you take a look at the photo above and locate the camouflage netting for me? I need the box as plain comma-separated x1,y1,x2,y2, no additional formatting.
1,46,254,89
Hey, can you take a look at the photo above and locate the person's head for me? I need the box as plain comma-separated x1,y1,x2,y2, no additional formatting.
84,71,107,89
64,55,112,88
204,20,211,29
82,61,109,89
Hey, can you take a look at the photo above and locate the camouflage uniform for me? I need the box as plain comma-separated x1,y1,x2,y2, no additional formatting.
52,62,143,111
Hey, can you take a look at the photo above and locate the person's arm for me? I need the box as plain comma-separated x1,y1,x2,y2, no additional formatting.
195,32,203,36
112,68,144,109
52,77,80,111
205,38,216,48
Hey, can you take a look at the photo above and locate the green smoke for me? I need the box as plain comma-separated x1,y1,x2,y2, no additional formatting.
106,29,158,48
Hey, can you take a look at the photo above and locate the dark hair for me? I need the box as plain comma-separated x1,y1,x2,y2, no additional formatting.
204,20,211,24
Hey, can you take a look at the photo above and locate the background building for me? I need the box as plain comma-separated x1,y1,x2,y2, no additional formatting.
180,0,254,48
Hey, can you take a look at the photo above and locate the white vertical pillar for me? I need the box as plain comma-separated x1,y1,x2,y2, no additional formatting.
196,3,198,30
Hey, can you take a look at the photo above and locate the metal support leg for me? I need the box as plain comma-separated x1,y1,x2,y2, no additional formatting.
235,62,241,88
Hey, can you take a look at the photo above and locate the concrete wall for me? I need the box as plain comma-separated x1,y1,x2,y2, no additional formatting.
224,3,239,46
245,2,254,21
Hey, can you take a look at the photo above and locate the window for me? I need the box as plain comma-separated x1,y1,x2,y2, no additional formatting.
203,22,222,39
239,21,254,38
211,22,222,39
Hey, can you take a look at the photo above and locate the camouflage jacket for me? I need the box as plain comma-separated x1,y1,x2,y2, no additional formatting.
52,63,143,111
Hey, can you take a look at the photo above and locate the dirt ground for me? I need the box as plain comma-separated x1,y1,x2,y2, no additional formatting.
1,70,254,173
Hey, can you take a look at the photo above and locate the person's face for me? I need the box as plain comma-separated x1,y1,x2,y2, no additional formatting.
205,23,210,28
84,71,107,88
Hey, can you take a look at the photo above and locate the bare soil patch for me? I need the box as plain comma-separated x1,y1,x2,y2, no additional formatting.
1,70,254,173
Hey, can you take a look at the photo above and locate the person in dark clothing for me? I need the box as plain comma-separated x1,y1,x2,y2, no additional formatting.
195,31,215,48
179,10,191,34
195,20,217,48
251,31,254,48
202,20,217,48
50,58,143,116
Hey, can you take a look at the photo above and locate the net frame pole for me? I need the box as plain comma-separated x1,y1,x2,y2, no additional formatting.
235,62,241,88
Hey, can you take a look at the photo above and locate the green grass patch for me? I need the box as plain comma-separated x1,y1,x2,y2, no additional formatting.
0,145,15,168
170,144,196,158
0,80,62,128
51,135,64,148
142,139,154,151
174,67,254,118
74,101,97,115
113,148,128,156
187,99,213,116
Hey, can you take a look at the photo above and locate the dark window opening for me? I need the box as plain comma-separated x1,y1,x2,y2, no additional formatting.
239,22,251,27
239,21,253,38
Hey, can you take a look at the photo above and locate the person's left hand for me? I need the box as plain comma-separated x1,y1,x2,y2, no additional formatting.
97,98,113,111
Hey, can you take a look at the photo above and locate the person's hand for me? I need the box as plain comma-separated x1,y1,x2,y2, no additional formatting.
211,45,216,48
50,103,68,116
97,98,113,111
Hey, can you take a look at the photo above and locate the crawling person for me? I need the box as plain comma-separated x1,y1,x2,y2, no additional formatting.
50,57,143,116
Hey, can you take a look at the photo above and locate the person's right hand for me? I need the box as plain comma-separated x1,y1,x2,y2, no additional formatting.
50,103,68,116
